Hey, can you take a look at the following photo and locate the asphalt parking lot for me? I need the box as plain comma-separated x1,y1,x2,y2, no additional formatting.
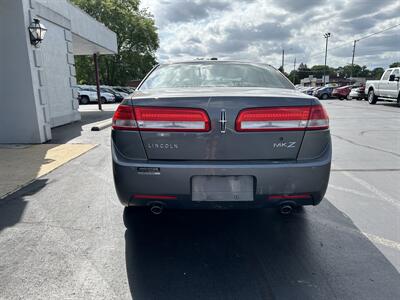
0,100,399,299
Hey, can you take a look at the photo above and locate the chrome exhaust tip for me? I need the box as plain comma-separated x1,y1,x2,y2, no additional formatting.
279,204,293,215
150,204,164,215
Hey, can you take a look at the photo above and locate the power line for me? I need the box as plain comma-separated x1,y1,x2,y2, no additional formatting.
302,23,400,61
356,23,400,42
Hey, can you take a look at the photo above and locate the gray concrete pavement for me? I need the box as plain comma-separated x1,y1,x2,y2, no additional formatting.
0,100,399,299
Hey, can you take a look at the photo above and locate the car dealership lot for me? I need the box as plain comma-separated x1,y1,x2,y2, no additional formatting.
0,101,399,299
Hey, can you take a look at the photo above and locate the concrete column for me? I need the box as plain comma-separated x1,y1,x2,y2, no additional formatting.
0,0,49,143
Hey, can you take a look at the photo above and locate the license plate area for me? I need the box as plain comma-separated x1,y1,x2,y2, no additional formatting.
191,176,254,202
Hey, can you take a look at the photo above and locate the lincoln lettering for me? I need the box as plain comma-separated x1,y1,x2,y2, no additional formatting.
147,143,179,149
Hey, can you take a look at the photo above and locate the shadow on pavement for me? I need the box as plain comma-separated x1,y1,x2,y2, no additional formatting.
125,200,400,300
0,179,47,232
380,102,400,108
0,106,112,230
50,109,115,144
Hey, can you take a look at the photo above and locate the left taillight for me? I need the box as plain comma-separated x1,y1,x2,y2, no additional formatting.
112,106,210,132
112,105,138,130
235,105,329,132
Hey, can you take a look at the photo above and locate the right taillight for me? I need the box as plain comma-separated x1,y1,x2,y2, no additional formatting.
307,105,329,130
112,105,210,132
235,105,329,132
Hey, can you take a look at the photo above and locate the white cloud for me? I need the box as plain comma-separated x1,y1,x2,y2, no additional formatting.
141,0,400,69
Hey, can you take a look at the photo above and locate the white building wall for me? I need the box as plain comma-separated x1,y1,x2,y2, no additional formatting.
39,18,79,127
0,0,116,143
0,0,48,143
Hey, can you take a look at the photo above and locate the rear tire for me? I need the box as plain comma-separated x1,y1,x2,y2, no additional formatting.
80,95,90,105
368,89,377,104
100,97,106,104
321,94,328,100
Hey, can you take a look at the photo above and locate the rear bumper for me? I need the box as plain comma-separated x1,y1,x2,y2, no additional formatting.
112,142,331,209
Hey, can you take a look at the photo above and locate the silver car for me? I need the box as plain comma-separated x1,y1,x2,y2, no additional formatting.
112,61,331,217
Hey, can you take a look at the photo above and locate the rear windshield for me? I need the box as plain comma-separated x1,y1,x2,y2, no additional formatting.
139,63,294,90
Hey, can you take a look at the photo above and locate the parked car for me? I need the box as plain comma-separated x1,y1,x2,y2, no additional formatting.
348,84,366,100
314,86,334,100
113,87,133,95
77,88,115,104
365,68,400,105
301,86,317,95
112,60,331,220
310,86,322,95
299,86,310,94
100,87,125,102
332,85,352,100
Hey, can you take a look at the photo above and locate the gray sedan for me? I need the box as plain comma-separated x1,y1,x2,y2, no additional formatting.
112,60,331,218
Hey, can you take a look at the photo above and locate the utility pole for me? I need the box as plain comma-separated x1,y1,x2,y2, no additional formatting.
323,32,331,86
281,49,285,72
351,39,357,78
293,57,297,84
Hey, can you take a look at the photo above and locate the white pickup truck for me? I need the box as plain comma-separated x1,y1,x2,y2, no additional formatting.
365,67,400,105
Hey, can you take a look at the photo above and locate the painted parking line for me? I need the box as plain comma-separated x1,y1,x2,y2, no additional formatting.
342,171,400,208
328,184,376,198
363,232,400,252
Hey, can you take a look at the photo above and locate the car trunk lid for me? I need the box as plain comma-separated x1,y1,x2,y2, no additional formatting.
116,87,325,161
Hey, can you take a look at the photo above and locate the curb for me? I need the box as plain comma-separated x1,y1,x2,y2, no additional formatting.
91,119,112,131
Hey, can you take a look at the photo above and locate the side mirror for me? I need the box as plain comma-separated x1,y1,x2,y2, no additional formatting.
389,74,397,81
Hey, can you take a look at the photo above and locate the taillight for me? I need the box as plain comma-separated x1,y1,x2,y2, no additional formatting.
307,105,329,130
112,105,210,132
235,105,329,132
112,105,137,130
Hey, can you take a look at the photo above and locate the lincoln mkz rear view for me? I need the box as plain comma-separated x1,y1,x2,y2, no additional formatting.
112,61,331,216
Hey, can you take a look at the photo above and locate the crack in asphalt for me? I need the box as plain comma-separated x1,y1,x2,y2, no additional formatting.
360,129,400,136
331,134,400,158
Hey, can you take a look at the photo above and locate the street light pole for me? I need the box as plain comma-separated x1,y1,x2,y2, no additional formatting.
281,49,285,72
323,32,331,86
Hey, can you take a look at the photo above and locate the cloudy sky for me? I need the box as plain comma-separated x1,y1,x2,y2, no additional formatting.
140,0,399,70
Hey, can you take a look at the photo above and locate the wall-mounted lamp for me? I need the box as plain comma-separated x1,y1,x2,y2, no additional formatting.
28,18,47,46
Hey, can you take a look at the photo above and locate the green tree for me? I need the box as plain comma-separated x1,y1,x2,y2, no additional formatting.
390,62,400,68
288,70,300,84
338,64,362,77
310,65,334,78
71,0,159,86
371,67,385,79
296,63,311,80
